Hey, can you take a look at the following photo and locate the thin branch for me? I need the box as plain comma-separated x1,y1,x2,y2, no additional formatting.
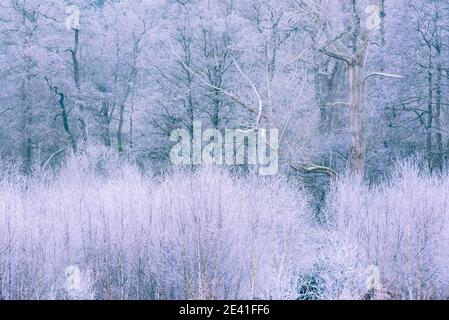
42,147,68,169
318,47,351,64
169,38,260,117
0,107,12,116
231,56,263,128
363,72,403,84
284,45,313,67
326,101,350,107
288,160,338,178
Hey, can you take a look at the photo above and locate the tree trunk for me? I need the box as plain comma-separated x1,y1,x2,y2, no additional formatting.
434,64,443,171
316,0,378,177
20,64,33,174
57,91,77,153
71,29,88,145
426,67,433,172
348,62,366,176
44,77,77,153
129,104,134,152
380,0,386,47
100,101,111,147
117,104,125,154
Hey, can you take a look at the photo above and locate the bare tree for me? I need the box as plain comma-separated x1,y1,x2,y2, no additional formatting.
297,0,402,176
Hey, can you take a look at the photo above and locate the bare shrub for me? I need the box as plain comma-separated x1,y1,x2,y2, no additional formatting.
0,152,312,299
319,161,449,299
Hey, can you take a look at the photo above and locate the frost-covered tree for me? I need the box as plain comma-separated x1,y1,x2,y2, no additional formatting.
1,0,449,301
